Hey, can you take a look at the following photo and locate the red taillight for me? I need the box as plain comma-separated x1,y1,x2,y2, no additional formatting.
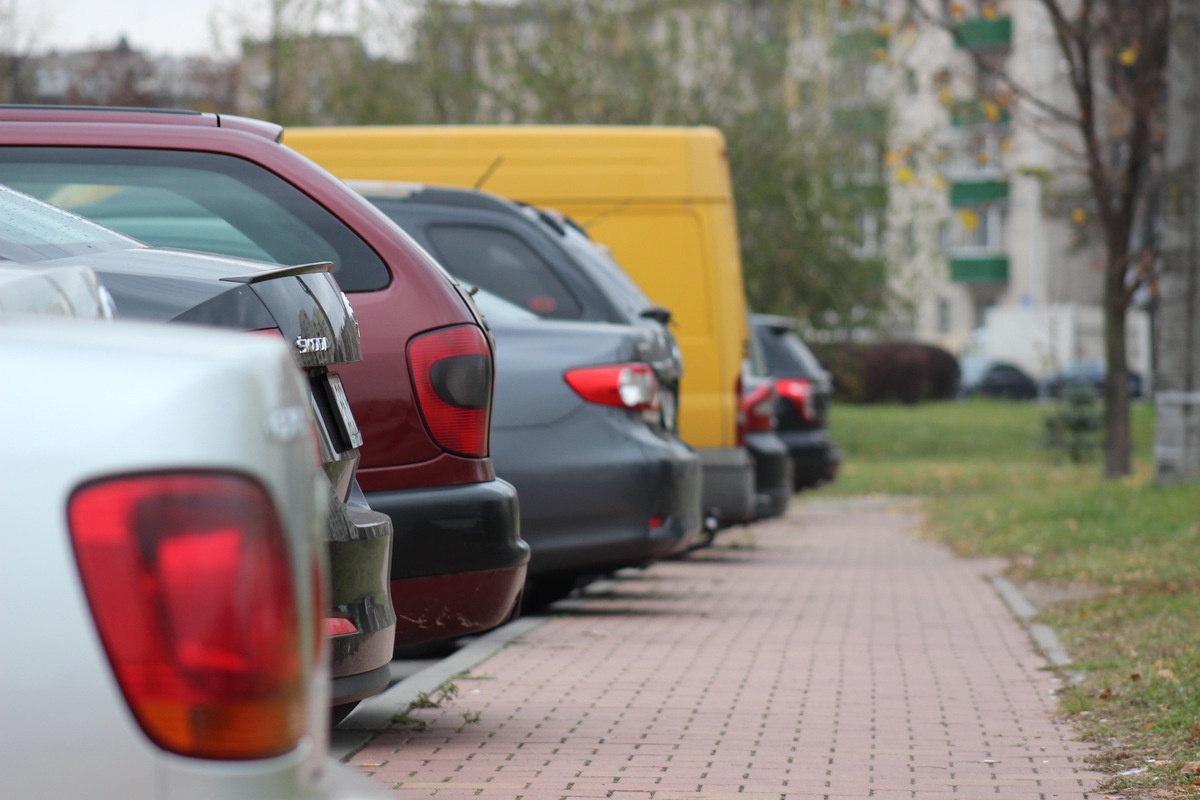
735,373,747,447
776,377,814,422
408,325,493,457
742,383,775,433
68,472,304,760
564,362,661,420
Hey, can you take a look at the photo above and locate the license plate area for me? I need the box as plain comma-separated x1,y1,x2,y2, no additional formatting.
319,372,364,451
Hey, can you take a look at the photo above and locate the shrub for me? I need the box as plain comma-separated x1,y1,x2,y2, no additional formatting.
811,341,960,404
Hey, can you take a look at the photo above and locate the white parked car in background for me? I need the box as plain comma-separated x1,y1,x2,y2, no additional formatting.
0,264,387,800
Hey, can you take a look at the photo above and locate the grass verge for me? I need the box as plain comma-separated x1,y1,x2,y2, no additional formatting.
815,398,1200,798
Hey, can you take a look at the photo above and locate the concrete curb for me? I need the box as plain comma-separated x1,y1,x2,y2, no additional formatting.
330,615,549,762
988,574,1079,676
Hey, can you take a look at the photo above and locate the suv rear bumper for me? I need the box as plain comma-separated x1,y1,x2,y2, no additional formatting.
777,428,840,489
698,446,757,527
746,431,793,520
365,478,529,646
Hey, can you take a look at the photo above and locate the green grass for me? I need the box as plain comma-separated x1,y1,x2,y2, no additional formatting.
813,398,1200,798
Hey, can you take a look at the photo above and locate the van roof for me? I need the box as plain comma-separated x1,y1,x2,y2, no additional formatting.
285,125,733,203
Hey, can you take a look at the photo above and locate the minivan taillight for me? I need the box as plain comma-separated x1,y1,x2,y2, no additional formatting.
776,377,814,422
564,362,661,424
743,383,775,433
408,324,493,457
68,472,304,760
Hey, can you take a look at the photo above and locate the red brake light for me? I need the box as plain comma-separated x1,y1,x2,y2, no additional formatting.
68,472,304,760
408,325,493,457
564,363,661,418
743,383,775,433
776,377,814,422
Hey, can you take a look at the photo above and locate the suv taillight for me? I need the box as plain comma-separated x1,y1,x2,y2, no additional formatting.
408,324,493,457
776,377,813,422
743,383,775,433
68,472,304,760
564,362,661,424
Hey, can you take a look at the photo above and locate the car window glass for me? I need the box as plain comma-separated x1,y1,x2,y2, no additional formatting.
425,223,583,319
553,220,652,320
471,286,540,322
0,148,390,292
756,325,825,379
0,182,141,262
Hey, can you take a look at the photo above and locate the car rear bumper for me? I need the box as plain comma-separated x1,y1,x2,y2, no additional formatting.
747,431,793,520
364,477,530,646
698,446,757,527
326,496,397,707
494,419,703,578
777,428,840,489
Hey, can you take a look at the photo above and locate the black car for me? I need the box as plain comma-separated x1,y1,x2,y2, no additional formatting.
958,357,1040,400
0,183,396,720
1042,358,1144,399
740,360,794,520
749,314,841,490
348,181,685,436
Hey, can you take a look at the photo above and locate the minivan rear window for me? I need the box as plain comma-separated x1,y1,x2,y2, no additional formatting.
0,148,390,291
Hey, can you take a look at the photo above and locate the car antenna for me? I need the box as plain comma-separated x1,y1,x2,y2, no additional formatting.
580,199,632,230
474,157,503,191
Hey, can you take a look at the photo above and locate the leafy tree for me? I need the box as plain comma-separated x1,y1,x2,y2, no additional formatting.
908,0,1169,477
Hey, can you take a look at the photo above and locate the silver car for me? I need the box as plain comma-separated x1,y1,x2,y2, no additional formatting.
0,266,387,799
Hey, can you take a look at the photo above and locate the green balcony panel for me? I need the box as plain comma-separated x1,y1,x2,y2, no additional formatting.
950,256,1009,283
950,180,1008,206
954,17,1012,50
834,107,888,134
832,30,889,58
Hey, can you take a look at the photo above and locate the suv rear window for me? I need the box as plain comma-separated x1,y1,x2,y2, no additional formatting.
756,325,827,380
425,224,583,319
0,148,389,291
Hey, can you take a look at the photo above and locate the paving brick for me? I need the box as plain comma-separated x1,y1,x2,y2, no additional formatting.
346,499,1105,798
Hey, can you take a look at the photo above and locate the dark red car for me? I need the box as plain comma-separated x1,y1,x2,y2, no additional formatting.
0,106,530,652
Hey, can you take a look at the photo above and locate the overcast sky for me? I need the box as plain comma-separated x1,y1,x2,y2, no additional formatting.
27,0,417,59
29,0,235,57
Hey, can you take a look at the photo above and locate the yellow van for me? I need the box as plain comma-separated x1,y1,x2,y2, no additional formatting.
286,125,757,526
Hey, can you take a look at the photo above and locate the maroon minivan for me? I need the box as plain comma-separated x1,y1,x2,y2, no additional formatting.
0,107,530,650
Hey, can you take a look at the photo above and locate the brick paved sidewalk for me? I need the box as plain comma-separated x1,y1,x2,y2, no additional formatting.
345,496,1111,799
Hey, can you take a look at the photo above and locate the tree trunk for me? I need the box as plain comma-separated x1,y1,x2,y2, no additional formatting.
1103,266,1132,477
1156,0,1200,483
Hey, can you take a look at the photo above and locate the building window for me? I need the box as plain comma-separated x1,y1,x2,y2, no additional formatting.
944,202,1006,253
937,297,952,333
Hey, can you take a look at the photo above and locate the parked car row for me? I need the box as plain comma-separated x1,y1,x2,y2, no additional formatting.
957,355,1145,401
2,108,840,798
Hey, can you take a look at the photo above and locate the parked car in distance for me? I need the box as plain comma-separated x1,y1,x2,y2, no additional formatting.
958,356,1040,400
741,352,793,521
0,105,529,654
0,306,387,799
0,182,394,720
470,288,702,608
749,314,841,490
1042,357,1144,399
